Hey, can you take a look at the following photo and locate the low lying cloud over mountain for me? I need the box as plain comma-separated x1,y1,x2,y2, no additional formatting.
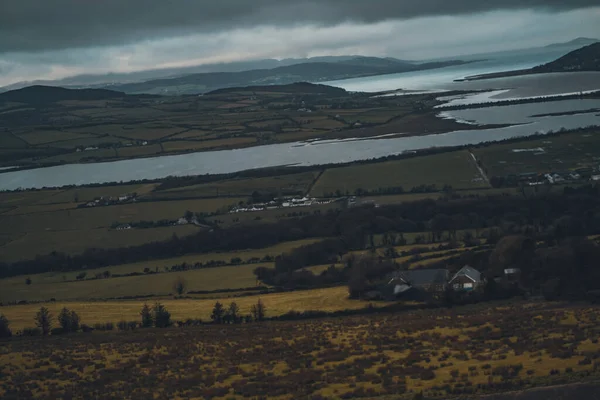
1,0,599,86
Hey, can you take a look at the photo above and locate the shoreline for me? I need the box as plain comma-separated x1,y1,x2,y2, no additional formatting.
1,124,597,193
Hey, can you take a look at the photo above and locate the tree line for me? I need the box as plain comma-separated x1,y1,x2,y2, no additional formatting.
4,183,600,280
0,299,268,339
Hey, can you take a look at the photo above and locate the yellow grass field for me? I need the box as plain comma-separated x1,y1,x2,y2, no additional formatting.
1,286,375,331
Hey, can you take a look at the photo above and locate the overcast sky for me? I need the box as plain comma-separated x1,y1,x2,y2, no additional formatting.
0,0,599,86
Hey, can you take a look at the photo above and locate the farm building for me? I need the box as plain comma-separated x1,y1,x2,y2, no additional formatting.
449,266,482,291
389,269,450,294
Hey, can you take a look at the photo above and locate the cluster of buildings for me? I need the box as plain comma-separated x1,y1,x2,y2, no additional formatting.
83,194,136,208
366,266,521,301
515,166,599,186
230,197,335,213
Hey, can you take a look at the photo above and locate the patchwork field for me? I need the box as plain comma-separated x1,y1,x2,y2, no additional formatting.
0,85,470,168
0,302,598,399
0,238,324,302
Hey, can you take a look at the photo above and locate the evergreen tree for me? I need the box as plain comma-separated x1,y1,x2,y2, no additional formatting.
153,302,171,328
70,311,80,332
211,301,225,324
250,299,266,322
227,302,240,324
140,303,154,328
0,314,11,338
58,307,72,332
35,306,53,336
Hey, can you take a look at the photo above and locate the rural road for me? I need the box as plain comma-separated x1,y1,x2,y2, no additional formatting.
469,150,490,185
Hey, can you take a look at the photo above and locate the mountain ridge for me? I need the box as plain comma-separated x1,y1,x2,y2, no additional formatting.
461,42,600,81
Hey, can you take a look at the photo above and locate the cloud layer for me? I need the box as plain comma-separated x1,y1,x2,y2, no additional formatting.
1,0,598,52
0,2,599,87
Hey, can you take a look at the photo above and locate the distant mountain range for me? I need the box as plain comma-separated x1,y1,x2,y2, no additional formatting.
544,37,599,49
462,42,600,81
1,38,598,95
107,57,471,95
0,55,416,93
0,82,348,105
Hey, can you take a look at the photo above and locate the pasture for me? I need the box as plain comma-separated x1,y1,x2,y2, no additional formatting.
0,197,244,235
474,129,600,177
152,171,320,199
0,225,200,263
310,150,489,197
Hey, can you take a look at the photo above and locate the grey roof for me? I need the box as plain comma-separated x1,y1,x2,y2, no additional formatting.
390,269,449,286
450,266,482,283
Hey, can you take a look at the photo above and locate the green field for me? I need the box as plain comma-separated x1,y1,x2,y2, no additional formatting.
474,130,600,177
16,130,97,145
310,150,489,197
0,225,200,262
0,197,243,235
151,171,320,199
37,183,157,204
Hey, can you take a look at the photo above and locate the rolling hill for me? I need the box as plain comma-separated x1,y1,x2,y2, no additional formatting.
462,42,600,81
0,85,128,105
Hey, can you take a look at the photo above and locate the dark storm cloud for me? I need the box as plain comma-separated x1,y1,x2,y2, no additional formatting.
0,0,597,53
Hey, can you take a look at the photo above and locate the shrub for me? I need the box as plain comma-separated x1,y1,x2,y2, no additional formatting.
58,307,81,333
0,314,12,338
22,327,42,336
